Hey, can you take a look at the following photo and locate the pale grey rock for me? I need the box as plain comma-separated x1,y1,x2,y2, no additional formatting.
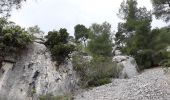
167,46,170,52
33,32,44,39
75,68,170,100
113,55,139,78
0,41,78,100
114,50,122,56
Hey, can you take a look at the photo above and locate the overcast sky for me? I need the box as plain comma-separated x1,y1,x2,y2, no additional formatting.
9,0,168,36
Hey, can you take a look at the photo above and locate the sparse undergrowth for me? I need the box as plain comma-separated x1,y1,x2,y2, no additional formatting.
39,93,73,100
72,52,122,88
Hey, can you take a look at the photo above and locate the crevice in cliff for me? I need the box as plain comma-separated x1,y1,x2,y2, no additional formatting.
28,62,34,69
27,70,40,98
32,71,40,80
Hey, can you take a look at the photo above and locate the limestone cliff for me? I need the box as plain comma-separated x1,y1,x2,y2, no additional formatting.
0,41,78,100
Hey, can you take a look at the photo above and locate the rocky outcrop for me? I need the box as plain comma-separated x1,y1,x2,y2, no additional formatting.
75,68,170,100
0,41,78,100
113,55,139,78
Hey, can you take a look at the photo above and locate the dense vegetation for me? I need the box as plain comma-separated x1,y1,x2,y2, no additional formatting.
45,28,75,65
72,22,120,87
0,18,33,56
151,0,170,22
74,24,89,47
72,53,121,87
115,0,170,70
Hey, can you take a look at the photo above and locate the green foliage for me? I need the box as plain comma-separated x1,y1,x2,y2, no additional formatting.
151,0,170,22
150,28,170,50
118,0,138,21
123,26,170,70
72,22,120,87
27,25,44,35
45,28,75,65
160,59,170,68
115,23,126,48
87,22,113,57
72,53,121,88
135,49,154,70
116,0,152,48
0,18,33,55
74,24,89,47
88,78,111,87
115,0,170,70
31,88,36,96
39,94,73,100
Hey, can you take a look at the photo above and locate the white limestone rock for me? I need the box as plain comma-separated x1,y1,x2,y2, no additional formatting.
0,42,78,100
113,55,139,78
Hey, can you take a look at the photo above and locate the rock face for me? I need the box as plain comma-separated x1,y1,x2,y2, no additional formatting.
113,55,139,78
0,42,78,100
75,68,170,100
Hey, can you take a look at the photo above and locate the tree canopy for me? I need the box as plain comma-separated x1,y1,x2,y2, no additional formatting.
115,0,152,49
45,28,75,65
0,0,26,17
74,24,89,47
0,18,33,56
151,0,170,22
87,22,113,57
115,0,170,70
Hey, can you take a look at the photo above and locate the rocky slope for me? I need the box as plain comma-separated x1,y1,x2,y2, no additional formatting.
0,41,78,100
75,68,170,100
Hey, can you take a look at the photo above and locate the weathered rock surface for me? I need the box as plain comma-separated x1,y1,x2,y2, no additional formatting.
113,55,139,78
75,68,170,100
0,42,78,100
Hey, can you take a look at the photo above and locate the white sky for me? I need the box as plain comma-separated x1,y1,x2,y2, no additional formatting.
9,0,168,36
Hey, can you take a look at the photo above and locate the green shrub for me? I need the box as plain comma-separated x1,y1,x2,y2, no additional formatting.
135,49,170,70
72,53,121,88
160,60,170,67
45,28,75,65
135,49,153,70
0,18,34,55
87,56,120,87
160,58,170,73
88,78,111,87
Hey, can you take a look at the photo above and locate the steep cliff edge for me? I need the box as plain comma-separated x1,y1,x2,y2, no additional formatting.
0,41,78,100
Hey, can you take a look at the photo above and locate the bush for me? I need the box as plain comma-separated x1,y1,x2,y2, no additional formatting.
160,60,170,68
88,78,111,87
159,51,170,68
72,53,121,88
135,49,153,70
0,18,34,55
45,28,75,65
135,49,170,70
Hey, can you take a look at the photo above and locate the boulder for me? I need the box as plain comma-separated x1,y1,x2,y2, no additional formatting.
113,55,139,78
